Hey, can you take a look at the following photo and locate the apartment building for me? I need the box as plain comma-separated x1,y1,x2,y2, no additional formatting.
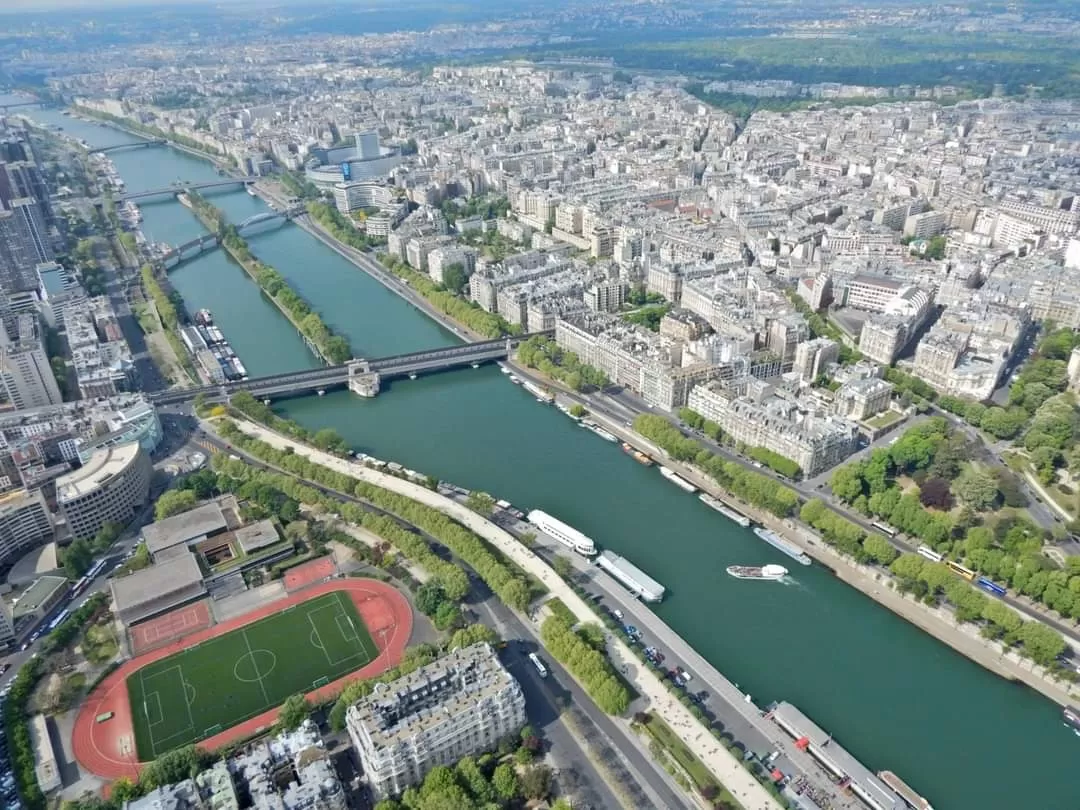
688,381,857,476
834,377,893,421
858,316,909,365
346,642,526,800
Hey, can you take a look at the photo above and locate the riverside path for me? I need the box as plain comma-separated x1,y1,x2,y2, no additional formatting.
222,418,784,810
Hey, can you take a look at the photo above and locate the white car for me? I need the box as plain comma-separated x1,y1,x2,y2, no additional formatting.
613,609,624,621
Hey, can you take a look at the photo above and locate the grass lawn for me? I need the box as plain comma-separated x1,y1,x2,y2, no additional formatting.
641,714,742,808
127,591,376,759
865,410,905,430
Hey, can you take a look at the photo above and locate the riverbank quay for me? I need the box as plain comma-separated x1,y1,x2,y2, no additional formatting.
213,416,785,810
517,522,869,810
515,362,1080,708
69,107,232,169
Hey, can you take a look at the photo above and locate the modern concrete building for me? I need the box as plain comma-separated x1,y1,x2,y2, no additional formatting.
55,441,151,540
794,338,840,383
0,601,14,648
110,552,205,626
10,574,68,630
346,642,526,799
0,317,62,411
29,713,60,793
305,132,401,189
0,488,54,572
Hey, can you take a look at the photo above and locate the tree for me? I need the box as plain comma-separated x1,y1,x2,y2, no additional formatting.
276,693,310,731
492,763,519,801
552,554,574,579
520,765,553,801
154,489,198,520
284,520,309,543
954,469,999,512
465,491,496,516
63,539,94,579
312,428,349,455
442,262,469,295
919,477,953,510
416,581,448,616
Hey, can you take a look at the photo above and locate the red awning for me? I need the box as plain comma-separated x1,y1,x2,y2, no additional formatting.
795,736,810,750
771,769,784,782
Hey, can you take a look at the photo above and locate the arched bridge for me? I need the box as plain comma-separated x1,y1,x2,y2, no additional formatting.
88,139,167,154
157,206,306,269
120,177,259,202
0,101,42,112
148,333,550,406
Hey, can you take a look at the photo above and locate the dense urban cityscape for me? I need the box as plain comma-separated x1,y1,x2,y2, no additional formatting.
0,2,1079,810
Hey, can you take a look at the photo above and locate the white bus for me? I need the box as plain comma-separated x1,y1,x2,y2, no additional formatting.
528,652,548,678
917,544,943,563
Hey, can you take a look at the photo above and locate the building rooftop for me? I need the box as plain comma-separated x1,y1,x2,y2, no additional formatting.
110,553,204,620
233,520,280,554
55,442,140,503
11,575,68,618
349,642,520,751
142,502,227,557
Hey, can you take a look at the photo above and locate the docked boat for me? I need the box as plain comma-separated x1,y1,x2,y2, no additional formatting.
753,527,811,566
527,509,597,556
581,421,617,442
509,374,522,384
621,443,653,466
699,494,751,527
246,185,257,196
500,366,511,375
659,466,697,493
726,564,788,581
523,380,555,403
1064,706,1080,736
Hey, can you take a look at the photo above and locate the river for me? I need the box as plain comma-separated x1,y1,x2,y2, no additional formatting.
30,106,1080,810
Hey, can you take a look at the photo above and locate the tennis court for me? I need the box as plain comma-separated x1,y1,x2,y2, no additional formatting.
126,590,375,758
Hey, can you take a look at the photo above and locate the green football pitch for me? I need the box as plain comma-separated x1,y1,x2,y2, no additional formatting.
127,591,376,758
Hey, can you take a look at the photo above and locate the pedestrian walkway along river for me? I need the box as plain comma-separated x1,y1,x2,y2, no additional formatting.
220,417,783,810
33,107,1080,810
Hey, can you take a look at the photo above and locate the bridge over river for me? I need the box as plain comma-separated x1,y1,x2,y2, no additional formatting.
158,206,306,268
120,177,259,202
149,334,548,406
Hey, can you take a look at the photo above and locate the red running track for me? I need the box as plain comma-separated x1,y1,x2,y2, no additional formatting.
283,556,337,592
73,578,412,781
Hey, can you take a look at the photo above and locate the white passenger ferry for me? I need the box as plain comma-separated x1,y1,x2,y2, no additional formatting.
527,509,597,556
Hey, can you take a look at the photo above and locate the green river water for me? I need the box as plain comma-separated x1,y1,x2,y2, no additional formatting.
34,107,1080,810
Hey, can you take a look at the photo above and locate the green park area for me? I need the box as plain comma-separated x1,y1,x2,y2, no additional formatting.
127,591,376,758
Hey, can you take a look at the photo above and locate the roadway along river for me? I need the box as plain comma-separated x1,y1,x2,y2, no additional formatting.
35,108,1080,809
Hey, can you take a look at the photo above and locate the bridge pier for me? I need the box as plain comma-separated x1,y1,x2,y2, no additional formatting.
348,361,381,398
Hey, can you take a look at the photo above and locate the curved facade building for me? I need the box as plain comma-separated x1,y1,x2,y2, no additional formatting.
306,131,401,190
0,489,54,573
56,442,151,540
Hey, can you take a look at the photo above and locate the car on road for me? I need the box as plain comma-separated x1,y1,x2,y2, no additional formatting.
612,609,624,621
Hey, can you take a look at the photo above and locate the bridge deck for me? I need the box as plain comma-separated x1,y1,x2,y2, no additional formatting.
149,334,548,405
